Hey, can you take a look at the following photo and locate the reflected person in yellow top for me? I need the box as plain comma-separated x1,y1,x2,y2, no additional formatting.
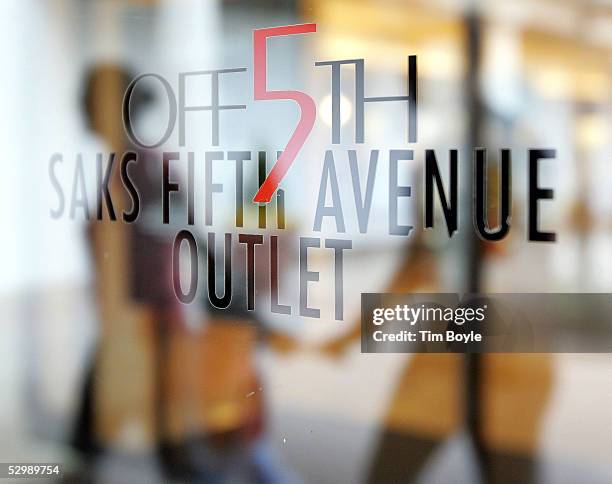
323,238,553,484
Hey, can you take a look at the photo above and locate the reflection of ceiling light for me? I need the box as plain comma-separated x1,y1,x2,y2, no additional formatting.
319,93,352,127
576,114,608,150
531,66,572,100
531,66,610,102
419,42,462,80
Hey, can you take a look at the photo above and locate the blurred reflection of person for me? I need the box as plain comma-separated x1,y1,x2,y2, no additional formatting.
72,68,300,482
71,63,186,464
160,225,301,483
321,235,553,484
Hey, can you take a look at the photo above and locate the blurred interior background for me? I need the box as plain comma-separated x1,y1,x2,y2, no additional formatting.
2,0,612,482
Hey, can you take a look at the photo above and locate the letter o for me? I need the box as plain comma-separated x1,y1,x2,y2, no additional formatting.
123,73,177,148
173,230,198,304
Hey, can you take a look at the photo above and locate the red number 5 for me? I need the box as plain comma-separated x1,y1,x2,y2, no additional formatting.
253,24,317,203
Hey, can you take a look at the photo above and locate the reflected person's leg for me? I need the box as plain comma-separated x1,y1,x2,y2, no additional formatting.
367,432,440,484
